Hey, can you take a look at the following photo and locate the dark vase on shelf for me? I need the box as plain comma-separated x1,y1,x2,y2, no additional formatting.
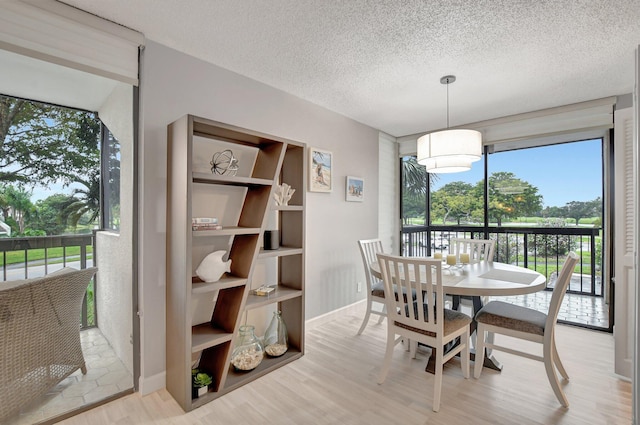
264,230,280,250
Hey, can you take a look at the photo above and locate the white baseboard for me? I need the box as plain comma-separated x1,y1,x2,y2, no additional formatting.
139,371,165,395
305,299,366,331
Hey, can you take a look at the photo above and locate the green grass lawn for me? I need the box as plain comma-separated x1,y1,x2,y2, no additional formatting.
0,246,94,267
405,216,600,227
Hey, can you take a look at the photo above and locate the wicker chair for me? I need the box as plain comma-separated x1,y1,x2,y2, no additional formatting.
0,267,98,421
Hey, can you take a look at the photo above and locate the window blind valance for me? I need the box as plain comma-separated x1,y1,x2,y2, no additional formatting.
0,0,143,86
398,96,616,156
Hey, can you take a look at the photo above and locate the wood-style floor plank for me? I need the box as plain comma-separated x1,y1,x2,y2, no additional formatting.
58,307,632,425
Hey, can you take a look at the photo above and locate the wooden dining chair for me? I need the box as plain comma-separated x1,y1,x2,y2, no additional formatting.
449,237,496,312
473,251,580,407
376,253,471,412
356,239,387,335
449,238,496,263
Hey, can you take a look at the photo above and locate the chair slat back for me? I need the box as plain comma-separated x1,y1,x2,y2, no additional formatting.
546,251,580,330
358,239,384,289
376,253,443,334
450,238,495,262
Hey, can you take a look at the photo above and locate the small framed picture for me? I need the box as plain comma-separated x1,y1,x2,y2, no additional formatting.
309,147,332,192
346,176,364,202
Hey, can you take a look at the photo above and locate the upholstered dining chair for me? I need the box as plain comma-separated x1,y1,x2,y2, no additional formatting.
473,251,580,407
356,239,387,334
376,253,471,412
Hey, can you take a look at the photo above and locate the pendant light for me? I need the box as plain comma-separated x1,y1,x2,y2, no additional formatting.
417,75,482,173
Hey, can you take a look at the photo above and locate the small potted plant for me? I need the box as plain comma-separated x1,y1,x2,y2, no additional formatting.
192,369,213,399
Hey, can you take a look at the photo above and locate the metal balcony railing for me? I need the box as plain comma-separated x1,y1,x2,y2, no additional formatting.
402,225,602,297
0,234,96,328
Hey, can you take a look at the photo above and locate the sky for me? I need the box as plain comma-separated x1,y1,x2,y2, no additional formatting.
25,139,602,207
430,139,603,208
29,181,81,202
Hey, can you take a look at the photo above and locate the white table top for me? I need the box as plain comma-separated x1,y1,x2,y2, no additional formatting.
370,260,546,297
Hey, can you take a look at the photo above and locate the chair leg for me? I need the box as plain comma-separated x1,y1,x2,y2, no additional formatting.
377,326,396,384
461,329,470,379
474,325,486,379
357,300,372,335
485,331,495,356
409,339,417,358
552,338,569,380
432,344,444,412
377,303,386,324
544,341,569,407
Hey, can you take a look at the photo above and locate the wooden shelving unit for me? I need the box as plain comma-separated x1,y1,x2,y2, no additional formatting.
166,115,306,412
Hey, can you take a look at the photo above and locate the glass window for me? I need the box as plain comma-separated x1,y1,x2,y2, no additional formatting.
101,127,120,231
428,157,485,226
487,140,602,227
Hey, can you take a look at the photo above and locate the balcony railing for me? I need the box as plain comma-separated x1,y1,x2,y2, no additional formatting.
0,234,96,328
402,225,602,297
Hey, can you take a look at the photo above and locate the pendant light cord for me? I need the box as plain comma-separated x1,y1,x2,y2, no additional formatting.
446,80,450,129
441,75,455,129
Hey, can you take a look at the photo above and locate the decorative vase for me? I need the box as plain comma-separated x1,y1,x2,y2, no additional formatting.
264,230,280,250
264,311,288,357
230,325,264,371
193,385,208,399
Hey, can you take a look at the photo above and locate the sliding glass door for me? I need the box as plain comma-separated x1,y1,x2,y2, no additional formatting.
401,138,610,331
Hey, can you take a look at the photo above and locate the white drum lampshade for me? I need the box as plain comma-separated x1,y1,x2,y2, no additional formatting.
416,75,483,173
417,129,482,173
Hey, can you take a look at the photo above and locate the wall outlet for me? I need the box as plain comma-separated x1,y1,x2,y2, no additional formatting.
357,281,362,292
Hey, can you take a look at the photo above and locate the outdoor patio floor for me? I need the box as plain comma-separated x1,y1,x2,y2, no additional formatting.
5,328,133,425
491,290,609,329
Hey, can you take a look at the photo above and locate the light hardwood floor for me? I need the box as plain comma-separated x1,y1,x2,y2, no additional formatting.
58,306,632,425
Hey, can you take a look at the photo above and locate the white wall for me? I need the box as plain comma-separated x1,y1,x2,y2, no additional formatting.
95,83,135,375
378,132,399,254
138,40,380,393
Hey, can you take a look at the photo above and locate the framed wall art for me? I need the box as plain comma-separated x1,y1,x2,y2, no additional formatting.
346,176,364,202
309,147,332,192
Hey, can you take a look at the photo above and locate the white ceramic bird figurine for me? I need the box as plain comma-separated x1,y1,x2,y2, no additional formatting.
196,250,232,282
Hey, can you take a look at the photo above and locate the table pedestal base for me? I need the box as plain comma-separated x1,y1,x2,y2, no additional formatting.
423,295,503,374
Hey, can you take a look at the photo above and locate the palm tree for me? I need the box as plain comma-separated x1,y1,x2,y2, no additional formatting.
0,190,8,221
402,156,440,198
64,171,100,228
1,185,33,233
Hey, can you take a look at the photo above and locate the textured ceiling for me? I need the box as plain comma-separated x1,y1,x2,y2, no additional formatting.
62,0,640,137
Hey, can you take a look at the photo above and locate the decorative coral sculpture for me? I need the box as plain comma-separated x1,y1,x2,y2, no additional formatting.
273,183,295,206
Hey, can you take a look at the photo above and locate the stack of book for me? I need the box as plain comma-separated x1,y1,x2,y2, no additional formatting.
192,217,222,231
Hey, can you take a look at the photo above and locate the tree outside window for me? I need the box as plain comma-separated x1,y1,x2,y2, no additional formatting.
0,94,104,236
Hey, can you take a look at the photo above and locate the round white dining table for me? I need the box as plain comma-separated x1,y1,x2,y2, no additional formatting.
369,259,546,372
369,259,546,297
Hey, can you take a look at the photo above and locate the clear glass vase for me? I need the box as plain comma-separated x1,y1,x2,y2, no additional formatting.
264,311,288,357
230,325,264,371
